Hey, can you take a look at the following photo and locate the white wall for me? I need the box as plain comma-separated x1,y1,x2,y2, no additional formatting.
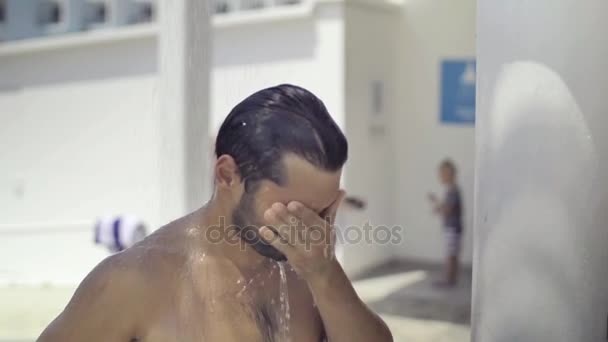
0,36,160,284
0,2,344,285
211,2,345,135
341,1,399,276
0,0,480,285
392,0,476,264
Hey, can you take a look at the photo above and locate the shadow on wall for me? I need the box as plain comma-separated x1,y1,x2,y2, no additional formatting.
475,61,601,341
0,37,157,89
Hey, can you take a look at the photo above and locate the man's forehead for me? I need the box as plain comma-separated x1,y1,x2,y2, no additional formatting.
257,181,338,213
301,190,340,213
255,154,341,212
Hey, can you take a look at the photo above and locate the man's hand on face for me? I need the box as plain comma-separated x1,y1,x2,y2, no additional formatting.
260,190,346,281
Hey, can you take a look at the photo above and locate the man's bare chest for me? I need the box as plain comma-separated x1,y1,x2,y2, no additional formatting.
138,274,322,342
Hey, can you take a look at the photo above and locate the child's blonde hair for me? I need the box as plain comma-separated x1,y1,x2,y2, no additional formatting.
440,159,457,175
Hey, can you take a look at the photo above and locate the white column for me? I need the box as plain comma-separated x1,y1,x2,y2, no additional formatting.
158,0,211,224
474,1,608,341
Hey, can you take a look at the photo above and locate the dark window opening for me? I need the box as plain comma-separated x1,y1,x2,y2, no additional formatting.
0,0,6,23
141,3,153,22
214,1,230,14
242,0,265,10
132,2,154,24
281,0,302,5
38,1,62,26
87,2,106,25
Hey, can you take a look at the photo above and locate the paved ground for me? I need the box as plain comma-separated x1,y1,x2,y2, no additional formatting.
0,260,472,341
353,259,472,342
357,259,472,325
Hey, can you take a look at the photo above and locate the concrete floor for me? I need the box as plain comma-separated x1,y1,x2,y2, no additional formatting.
0,260,471,341
353,260,472,342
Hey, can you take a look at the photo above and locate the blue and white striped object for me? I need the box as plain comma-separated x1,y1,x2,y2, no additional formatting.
94,215,147,253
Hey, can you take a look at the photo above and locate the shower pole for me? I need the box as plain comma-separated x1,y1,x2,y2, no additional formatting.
158,0,211,225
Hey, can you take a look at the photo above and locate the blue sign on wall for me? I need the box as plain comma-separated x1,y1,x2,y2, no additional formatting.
440,60,476,124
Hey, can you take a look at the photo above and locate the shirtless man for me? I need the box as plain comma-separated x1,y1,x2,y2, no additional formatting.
38,84,393,342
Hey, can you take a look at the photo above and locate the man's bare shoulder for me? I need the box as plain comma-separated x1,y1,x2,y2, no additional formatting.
37,254,152,341
71,252,152,306
74,224,195,301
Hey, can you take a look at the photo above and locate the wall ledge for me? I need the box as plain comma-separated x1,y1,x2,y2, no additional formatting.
0,5,314,57
213,2,316,28
0,23,158,57
0,0,362,57
344,0,403,13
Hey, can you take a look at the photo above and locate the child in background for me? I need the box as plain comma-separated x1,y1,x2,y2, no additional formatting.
428,159,463,287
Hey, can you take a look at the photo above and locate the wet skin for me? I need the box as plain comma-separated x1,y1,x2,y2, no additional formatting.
37,154,392,342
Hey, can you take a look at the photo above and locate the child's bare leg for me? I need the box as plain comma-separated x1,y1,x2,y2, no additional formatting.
447,255,459,285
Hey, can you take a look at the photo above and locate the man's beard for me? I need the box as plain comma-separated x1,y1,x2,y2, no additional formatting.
232,192,287,262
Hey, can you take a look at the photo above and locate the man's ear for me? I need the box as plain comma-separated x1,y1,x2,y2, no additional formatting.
215,155,242,189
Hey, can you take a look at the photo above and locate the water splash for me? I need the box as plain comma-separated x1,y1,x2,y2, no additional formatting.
237,277,255,297
277,262,291,341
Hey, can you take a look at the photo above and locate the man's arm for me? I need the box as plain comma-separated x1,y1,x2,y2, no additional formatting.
308,260,392,342
37,257,143,342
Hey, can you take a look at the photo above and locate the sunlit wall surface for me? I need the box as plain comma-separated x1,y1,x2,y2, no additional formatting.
474,0,608,341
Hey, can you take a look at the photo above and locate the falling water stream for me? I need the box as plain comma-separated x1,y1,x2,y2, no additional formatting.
278,262,291,342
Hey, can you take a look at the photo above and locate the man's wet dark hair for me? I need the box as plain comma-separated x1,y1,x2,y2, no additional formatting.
215,84,348,192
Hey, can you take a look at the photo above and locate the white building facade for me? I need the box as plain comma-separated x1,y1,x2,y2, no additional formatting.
0,0,477,285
